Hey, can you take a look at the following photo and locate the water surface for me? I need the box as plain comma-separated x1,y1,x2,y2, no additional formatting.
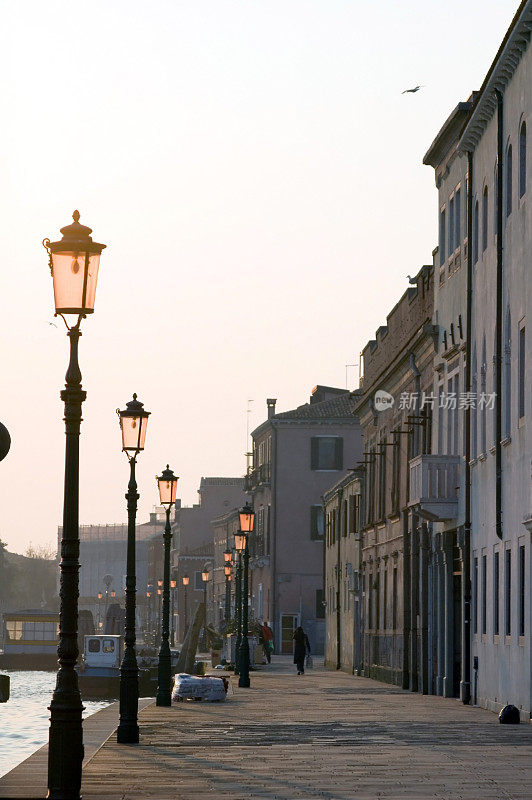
0,670,109,778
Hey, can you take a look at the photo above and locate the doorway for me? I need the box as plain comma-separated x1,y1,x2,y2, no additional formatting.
280,614,299,654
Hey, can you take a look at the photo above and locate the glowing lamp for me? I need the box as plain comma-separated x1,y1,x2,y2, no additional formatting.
117,394,150,453
43,210,106,316
156,465,179,506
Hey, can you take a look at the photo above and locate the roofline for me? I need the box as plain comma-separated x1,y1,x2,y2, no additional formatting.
423,101,474,167
322,471,363,504
459,0,532,153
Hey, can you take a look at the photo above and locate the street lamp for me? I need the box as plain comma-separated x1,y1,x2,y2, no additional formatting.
43,210,106,800
224,564,232,623
182,575,189,639
237,503,255,688
201,567,210,651
155,465,179,707
170,579,177,647
116,394,150,744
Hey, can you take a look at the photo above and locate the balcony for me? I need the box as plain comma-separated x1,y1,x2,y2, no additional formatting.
408,454,461,521
243,463,271,492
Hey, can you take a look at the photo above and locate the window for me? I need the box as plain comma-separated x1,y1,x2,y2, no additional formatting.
383,568,388,630
102,639,115,653
472,349,478,458
482,554,487,635
473,557,478,635
480,339,487,454
474,199,479,264
519,121,526,198
348,494,359,534
506,144,513,217
519,545,525,637
374,570,380,630
455,188,461,246
392,566,398,630
88,639,101,653
6,621,23,640
342,499,348,537
519,323,525,421
391,430,400,514
505,549,512,636
504,308,512,437
494,551,500,636
482,186,488,252
316,589,325,619
439,208,446,265
310,436,343,470
449,196,455,255
310,505,325,540
377,437,387,519
194,571,203,590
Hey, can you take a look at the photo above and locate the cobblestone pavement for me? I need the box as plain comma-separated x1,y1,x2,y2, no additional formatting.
82,657,532,800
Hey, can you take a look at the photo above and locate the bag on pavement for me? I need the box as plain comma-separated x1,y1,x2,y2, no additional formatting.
305,655,313,669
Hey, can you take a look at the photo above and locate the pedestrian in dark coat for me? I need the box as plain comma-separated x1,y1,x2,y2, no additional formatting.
293,626,310,674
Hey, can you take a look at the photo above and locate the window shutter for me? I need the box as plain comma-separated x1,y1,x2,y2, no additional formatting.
334,437,343,470
310,437,319,469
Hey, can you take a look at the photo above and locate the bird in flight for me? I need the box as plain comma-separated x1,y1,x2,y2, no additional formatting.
402,85,424,94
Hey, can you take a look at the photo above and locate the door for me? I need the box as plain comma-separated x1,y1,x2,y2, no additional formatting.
280,614,299,654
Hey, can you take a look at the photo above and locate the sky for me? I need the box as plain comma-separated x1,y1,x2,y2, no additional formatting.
0,0,520,554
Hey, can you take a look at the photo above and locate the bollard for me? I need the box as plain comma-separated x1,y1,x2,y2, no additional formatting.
0,674,10,702
499,704,520,724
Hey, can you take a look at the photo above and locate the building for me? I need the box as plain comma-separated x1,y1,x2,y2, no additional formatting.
323,471,364,672
354,264,436,687
171,478,246,641
245,386,363,655
454,0,532,720
211,508,241,629
58,511,167,635
421,97,474,700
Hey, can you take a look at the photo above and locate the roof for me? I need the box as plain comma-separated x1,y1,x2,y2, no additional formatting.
199,477,244,488
423,100,474,167
459,0,532,152
273,391,361,421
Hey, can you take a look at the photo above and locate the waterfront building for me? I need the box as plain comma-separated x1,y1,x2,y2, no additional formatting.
420,98,473,699
323,471,363,672
171,478,246,641
454,0,532,720
245,387,362,655
354,265,436,687
211,508,241,629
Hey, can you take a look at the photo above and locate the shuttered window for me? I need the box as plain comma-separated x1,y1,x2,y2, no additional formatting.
310,437,343,470
310,505,325,540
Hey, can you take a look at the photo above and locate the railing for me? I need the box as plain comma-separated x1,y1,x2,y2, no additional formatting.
409,454,461,521
244,463,271,491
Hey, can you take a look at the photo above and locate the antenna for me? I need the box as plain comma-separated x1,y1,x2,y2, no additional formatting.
345,362,360,389
245,399,254,472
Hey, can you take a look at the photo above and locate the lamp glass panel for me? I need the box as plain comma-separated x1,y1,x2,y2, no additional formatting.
120,414,148,451
224,565,231,576
51,251,100,314
202,571,209,582
234,532,246,552
224,550,232,562
158,478,177,504
182,576,189,586
239,509,255,532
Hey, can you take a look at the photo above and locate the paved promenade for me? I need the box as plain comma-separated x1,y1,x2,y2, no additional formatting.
81,657,532,800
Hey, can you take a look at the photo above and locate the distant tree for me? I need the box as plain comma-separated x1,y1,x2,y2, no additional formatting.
25,542,57,560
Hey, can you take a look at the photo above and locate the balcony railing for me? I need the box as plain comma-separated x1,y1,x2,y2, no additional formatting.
408,454,461,521
243,463,271,492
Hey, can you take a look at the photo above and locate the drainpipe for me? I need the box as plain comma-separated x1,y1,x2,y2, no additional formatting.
271,423,278,650
495,88,504,541
461,149,474,705
336,488,343,670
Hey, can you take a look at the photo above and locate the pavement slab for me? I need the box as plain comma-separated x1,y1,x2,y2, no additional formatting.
76,657,532,800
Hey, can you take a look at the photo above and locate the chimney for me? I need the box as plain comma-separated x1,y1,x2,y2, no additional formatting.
267,398,277,419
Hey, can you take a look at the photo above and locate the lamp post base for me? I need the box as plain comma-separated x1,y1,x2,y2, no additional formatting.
156,639,172,707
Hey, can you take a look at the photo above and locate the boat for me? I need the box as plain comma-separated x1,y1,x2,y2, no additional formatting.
0,610,59,670
77,635,153,699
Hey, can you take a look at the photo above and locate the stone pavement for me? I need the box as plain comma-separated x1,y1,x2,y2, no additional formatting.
81,656,532,800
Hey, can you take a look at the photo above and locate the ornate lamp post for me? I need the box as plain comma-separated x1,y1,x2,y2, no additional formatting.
201,567,210,651
97,593,103,630
155,465,179,707
224,563,232,622
233,547,243,674
236,504,255,688
43,210,106,800
170,580,177,646
182,575,190,640
116,394,150,744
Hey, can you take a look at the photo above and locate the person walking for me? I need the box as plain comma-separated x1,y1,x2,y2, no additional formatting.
261,621,274,664
293,626,310,675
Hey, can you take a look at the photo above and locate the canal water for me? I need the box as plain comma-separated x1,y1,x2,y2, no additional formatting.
0,671,110,778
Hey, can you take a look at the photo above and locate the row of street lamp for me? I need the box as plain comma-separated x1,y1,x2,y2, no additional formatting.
43,211,256,800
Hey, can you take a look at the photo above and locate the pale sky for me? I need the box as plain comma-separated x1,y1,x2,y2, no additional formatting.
0,0,519,554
